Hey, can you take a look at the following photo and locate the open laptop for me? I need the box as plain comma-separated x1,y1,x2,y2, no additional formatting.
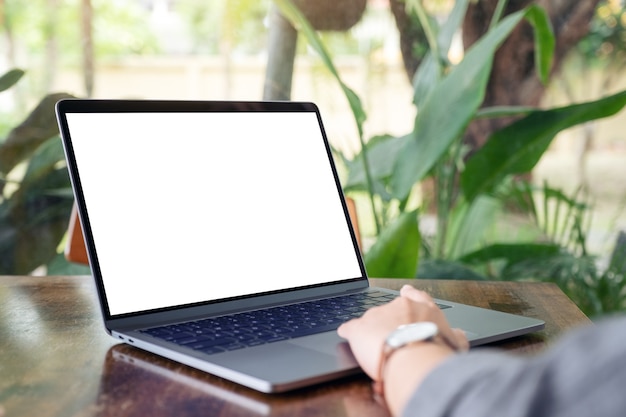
55,99,544,393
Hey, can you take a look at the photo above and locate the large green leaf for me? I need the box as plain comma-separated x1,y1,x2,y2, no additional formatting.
446,195,502,260
391,10,527,200
0,96,74,274
412,0,471,107
412,54,440,110
21,136,67,186
0,137,73,274
344,135,408,191
0,92,73,176
460,243,561,265
462,90,626,201
343,135,409,204
364,209,420,278
0,69,25,93
525,5,554,85
475,106,537,119
436,0,470,57
417,259,487,280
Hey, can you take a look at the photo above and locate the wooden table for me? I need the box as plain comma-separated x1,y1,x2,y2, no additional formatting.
0,276,590,417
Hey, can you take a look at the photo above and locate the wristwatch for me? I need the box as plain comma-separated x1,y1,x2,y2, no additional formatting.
377,321,439,388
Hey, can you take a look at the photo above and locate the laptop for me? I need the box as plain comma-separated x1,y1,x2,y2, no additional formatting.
55,99,544,393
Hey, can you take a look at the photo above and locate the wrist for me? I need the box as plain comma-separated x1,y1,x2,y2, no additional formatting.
383,342,454,416
377,322,439,383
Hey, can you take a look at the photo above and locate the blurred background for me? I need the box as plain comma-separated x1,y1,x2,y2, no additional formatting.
1,0,625,317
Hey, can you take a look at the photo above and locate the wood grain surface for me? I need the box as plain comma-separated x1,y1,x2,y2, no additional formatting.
0,276,591,417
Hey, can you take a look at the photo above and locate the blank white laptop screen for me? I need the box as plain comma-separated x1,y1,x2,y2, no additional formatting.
65,111,363,316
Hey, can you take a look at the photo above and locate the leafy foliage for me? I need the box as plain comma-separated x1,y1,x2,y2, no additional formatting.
460,182,626,316
0,70,81,274
364,209,420,278
276,0,626,314
392,4,553,201
462,91,626,201
576,0,626,68
176,0,269,54
0,70,25,93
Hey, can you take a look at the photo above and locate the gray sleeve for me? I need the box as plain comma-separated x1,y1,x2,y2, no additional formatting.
401,316,626,417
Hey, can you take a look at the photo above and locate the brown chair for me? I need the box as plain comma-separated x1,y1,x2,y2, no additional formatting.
65,198,362,265
65,204,90,265
345,197,362,250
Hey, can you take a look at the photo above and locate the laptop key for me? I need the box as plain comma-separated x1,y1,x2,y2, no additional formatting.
263,336,288,343
283,323,340,339
254,331,280,340
200,346,226,355
234,333,257,342
165,331,198,342
193,337,238,349
223,344,247,351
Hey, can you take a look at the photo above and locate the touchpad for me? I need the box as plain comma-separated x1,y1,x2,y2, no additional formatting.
289,332,356,362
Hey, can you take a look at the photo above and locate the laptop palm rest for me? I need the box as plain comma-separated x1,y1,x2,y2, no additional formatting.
211,333,359,392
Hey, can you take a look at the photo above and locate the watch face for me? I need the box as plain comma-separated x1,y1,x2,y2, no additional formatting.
387,321,438,349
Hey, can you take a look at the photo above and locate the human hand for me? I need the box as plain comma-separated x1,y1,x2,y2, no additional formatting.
338,285,469,416
337,285,468,382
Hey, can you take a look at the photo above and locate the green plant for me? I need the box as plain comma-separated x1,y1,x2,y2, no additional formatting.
275,0,558,277
274,0,626,314
459,179,626,317
0,69,82,274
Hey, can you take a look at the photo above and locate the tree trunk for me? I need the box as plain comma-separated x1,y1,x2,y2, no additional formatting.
81,0,94,97
463,0,601,149
263,4,298,100
389,0,601,149
43,0,59,93
389,0,428,83
263,0,367,100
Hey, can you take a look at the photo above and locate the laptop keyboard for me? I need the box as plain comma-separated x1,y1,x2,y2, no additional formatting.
140,291,411,355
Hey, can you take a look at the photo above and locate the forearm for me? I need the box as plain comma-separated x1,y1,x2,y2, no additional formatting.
400,350,528,417
384,343,455,417
339,285,626,417
398,317,626,417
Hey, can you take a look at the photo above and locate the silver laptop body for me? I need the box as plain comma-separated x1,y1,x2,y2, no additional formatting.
56,99,544,393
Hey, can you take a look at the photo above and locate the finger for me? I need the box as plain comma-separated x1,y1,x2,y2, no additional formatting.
400,285,433,304
337,318,357,338
399,286,468,351
452,328,470,351
337,322,348,338
437,327,469,352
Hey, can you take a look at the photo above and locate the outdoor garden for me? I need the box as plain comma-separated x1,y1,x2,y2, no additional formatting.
1,0,625,317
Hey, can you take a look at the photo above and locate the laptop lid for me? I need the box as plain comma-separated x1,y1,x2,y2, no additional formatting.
56,99,369,326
